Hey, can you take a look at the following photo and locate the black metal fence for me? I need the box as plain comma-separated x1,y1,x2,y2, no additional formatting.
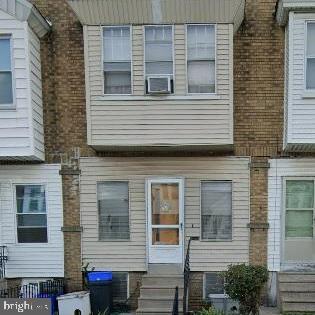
172,286,179,315
0,246,8,279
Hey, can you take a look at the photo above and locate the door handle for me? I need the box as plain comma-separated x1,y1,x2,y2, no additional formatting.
180,223,183,230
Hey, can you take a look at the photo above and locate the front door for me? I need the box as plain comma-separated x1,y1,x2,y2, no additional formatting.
147,178,184,264
283,179,315,270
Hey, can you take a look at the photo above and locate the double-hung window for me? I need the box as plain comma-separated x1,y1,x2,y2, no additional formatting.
0,36,13,106
103,26,131,94
97,181,130,240
201,181,232,240
306,22,315,90
187,25,215,94
144,25,174,93
16,185,48,243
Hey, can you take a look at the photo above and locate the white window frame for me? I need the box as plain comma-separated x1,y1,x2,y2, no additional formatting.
97,180,131,241
185,24,217,95
14,183,49,245
0,34,15,109
199,180,233,242
305,21,315,91
143,24,175,94
112,272,130,303
203,272,228,300
101,25,133,96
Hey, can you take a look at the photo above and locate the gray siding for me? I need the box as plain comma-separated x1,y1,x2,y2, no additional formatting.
80,156,250,272
84,24,234,150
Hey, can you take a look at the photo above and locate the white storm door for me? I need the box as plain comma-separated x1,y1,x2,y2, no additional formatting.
147,178,184,264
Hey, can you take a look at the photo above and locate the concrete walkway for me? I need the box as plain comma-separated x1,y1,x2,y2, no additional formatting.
260,307,281,315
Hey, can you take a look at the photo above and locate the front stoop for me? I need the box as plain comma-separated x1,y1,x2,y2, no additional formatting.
278,273,315,312
136,264,184,315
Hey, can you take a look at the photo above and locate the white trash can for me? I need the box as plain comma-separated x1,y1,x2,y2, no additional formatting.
57,291,91,315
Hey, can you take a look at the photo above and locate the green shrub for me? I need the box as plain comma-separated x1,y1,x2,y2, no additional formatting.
222,264,268,315
195,306,226,315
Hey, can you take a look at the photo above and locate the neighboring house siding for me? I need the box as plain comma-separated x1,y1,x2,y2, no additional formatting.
84,24,233,149
286,13,315,151
268,158,315,271
80,156,250,272
0,164,64,278
0,9,44,161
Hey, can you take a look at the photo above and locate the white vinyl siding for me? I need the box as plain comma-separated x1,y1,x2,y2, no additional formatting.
0,164,64,278
83,23,233,150
201,181,232,241
0,9,44,160
103,26,132,94
80,156,249,272
187,25,215,94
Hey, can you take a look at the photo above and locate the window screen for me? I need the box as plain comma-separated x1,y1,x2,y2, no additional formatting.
144,25,174,93
112,272,128,303
187,25,215,93
16,185,48,243
0,36,13,105
201,181,232,240
204,273,225,298
307,23,315,90
103,27,131,94
98,181,130,240
285,180,314,238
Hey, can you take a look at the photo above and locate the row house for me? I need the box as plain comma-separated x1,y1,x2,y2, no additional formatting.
0,0,64,287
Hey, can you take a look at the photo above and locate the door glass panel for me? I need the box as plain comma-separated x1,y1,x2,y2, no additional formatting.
286,180,314,209
152,228,179,245
285,210,313,237
151,183,179,225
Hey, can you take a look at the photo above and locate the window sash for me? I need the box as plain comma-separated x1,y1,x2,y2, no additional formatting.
97,181,130,240
201,181,232,240
0,36,13,105
112,272,128,303
306,23,315,89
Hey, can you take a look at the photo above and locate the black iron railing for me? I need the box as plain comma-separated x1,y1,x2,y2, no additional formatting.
172,286,179,315
183,236,199,315
0,246,8,279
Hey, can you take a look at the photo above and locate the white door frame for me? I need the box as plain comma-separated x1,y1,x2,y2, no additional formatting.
146,177,184,265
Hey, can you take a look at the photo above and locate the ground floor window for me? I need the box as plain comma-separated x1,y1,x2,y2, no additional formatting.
112,272,129,304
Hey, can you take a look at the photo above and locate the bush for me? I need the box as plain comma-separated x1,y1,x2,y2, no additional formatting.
222,264,268,315
195,306,226,315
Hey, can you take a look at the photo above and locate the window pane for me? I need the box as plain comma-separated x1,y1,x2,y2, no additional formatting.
152,228,179,245
285,210,313,237
16,185,46,213
146,61,173,75
104,62,131,72
112,273,128,303
17,227,47,243
151,183,179,225
204,273,224,297
306,58,315,90
188,60,215,93
0,38,11,71
187,25,215,60
286,180,314,209
0,72,13,104
103,27,130,62
145,43,172,61
17,214,47,227
307,23,315,56
104,71,131,94
98,182,130,240
201,182,232,240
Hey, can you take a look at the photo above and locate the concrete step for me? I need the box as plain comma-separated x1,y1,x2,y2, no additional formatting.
281,292,315,302
279,273,315,283
279,282,315,292
148,264,182,275
282,302,315,313
136,308,183,315
138,297,183,310
140,286,184,298
142,275,184,287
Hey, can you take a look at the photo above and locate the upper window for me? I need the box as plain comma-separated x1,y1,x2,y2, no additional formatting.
144,25,174,93
97,181,130,240
201,181,232,240
306,22,315,90
103,26,131,94
16,185,48,243
187,25,215,94
0,36,13,106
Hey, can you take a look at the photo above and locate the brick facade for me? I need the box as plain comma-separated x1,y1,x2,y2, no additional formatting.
30,0,285,306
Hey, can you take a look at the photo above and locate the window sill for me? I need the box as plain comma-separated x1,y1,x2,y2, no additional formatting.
0,105,16,111
199,238,233,242
97,94,221,101
302,91,315,99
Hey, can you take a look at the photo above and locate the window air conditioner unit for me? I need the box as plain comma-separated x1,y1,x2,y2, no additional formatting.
147,76,171,94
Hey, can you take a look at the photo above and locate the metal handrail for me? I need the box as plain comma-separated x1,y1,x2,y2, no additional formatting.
172,286,179,315
0,246,8,279
183,236,199,315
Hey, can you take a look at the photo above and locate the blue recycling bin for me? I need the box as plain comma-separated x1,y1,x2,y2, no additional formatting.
88,271,113,315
